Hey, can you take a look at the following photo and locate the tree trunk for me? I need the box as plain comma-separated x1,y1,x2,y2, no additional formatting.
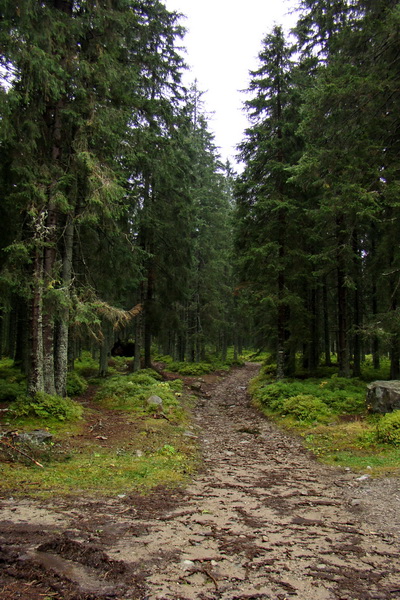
55,213,74,396
336,215,350,377
322,277,332,366
28,244,45,395
42,202,58,395
372,283,380,370
144,265,154,369
14,299,29,374
352,231,362,378
99,321,112,377
308,286,319,374
133,307,143,372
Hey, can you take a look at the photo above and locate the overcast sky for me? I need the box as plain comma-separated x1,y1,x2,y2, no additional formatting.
164,0,298,168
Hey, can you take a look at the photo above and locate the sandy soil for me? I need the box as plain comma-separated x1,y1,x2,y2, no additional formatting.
1,363,400,600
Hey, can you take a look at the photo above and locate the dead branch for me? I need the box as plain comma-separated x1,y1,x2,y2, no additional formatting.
0,438,44,468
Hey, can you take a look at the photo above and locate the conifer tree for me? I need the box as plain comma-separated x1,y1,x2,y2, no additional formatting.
235,26,304,377
0,0,186,392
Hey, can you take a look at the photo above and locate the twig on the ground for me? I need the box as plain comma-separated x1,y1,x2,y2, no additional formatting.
202,568,219,591
0,438,44,468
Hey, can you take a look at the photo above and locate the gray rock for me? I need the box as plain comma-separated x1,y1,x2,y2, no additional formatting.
191,381,203,391
366,380,400,413
146,395,163,407
18,430,53,444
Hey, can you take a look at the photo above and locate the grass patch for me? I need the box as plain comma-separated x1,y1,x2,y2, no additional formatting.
0,444,196,498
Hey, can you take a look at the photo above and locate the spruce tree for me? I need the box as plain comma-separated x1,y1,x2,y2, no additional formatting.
235,26,304,377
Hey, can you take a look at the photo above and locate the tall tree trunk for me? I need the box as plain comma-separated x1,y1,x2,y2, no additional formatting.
42,202,58,395
372,282,380,370
99,321,112,377
14,299,29,374
370,232,380,370
28,243,45,395
352,231,362,378
144,265,154,368
336,214,350,377
55,213,74,396
322,276,332,366
390,292,400,379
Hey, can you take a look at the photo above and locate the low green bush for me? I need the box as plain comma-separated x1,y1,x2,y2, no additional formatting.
376,411,400,446
95,372,181,412
253,377,365,416
0,358,26,382
254,380,308,408
167,361,221,375
10,392,83,422
166,378,183,393
0,358,26,401
133,369,163,381
0,380,25,402
66,371,88,397
74,351,99,377
281,394,332,423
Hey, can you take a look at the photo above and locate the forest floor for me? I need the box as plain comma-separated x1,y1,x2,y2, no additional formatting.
1,363,400,600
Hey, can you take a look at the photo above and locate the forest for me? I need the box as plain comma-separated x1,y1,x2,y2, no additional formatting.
1,0,400,399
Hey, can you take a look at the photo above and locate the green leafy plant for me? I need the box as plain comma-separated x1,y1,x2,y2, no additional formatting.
74,351,99,377
0,380,25,402
281,394,332,424
95,372,182,414
66,371,88,397
10,392,83,422
376,411,400,446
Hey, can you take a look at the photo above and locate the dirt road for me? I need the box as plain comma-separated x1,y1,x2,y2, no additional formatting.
1,363,400,599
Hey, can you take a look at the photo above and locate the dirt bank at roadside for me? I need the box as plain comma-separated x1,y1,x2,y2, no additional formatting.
1,363,400,599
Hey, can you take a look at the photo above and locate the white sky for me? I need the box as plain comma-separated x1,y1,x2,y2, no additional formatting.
164,0,298,168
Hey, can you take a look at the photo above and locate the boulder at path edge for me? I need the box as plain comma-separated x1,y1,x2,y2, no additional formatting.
367,380,400,413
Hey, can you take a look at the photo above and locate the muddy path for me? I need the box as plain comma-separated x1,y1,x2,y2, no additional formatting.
1,363,400,600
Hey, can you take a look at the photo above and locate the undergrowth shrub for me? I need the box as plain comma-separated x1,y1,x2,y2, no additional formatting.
95,372,182,413
134,368,163,381
0,380,25,402
157,352,242,376
376,411,400,446
10,392,83,422
166,361,229,375
74,351,99,377
252,375,365,420
281,394,332,423
0,358,26,401
66,372,88,397
253,380,307,408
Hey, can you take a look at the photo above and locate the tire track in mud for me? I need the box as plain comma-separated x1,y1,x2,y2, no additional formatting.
1,363,400,600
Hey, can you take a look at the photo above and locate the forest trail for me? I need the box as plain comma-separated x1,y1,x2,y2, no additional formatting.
1,363,400,600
